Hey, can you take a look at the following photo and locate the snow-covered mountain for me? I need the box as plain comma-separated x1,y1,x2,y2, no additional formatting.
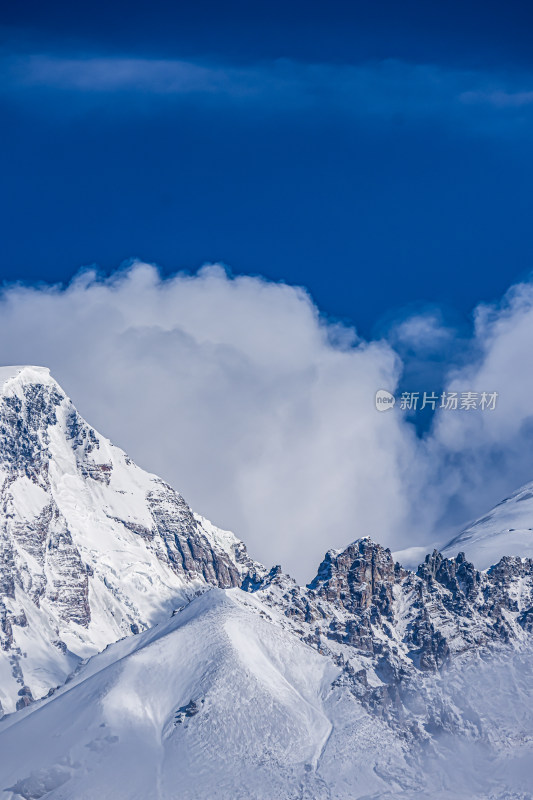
0,366,258,715
442,479,533,568
2,366,533,798
2,570,533,799
0,588,422,800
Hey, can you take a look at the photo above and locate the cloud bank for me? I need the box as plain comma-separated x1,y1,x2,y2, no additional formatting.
3,50,533,134
1,263,533,581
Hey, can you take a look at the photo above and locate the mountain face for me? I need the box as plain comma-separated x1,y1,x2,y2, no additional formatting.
1,367,533,798
442,479,533,568
1,568,533,800
0,366,256,715
248,539,533,742
0,590,412,800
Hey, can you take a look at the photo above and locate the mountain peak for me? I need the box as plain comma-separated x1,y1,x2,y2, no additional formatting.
307,537,404,614
0,365,53,390
0,364,256,714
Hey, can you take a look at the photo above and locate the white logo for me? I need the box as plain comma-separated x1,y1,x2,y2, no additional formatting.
375,389,396,412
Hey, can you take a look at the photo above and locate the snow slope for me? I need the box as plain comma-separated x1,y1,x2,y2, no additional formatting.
0,367,255,714
443,479,533,568
1,587,533,800
0,589,418,800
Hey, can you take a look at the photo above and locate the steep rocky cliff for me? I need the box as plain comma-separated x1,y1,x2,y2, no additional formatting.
249,537,533,741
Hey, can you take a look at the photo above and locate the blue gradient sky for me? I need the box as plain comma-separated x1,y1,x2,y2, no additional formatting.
1,0,533,336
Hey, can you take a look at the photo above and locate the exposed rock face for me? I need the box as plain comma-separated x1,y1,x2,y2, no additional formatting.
309,538,405,615
0,367,252,714
248,537,533,742
146,488,241,587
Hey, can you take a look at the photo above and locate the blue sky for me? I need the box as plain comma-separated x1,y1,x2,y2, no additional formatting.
2,0,533,336
3,2,533,568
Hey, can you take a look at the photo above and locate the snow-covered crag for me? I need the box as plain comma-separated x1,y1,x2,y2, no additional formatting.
251,539,533,742
0,366,255,715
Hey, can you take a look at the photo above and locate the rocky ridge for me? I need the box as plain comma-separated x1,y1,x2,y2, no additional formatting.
246,538,533,744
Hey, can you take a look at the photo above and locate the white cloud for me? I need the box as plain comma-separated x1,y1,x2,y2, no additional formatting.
3,51,533,132
388,310,455,355
460,89,533,108
0,264,425,580
428,278,533,525
1,262,533,581
8,55,255,96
